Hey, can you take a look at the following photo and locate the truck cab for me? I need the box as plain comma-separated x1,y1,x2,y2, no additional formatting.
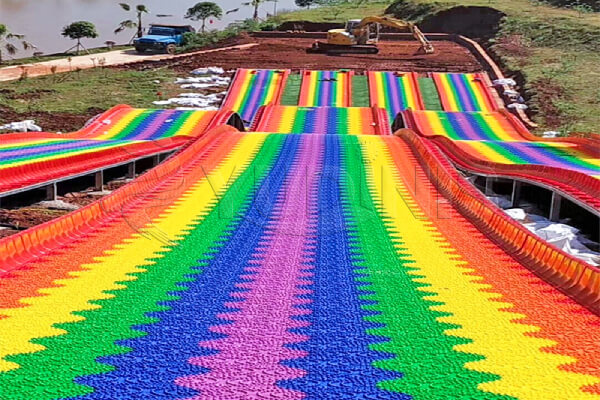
134,24,195,54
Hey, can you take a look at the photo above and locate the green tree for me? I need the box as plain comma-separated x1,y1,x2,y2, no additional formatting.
0,24,34,64
115,3,149,39
185,2,223,33
62,21,98,55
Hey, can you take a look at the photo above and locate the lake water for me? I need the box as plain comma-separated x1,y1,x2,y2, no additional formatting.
0,0,299,57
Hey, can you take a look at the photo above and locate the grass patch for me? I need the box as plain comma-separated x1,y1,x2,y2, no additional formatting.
275,1,390,22
0,66,178,117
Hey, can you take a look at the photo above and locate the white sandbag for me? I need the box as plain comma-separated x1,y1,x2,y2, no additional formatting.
191,66,225,75
503,89,519,96
523,218,599,266
153,94,221,110
542,131,560,138
0,120,42,132
176,106,219,111
487,195,512,209
180,83,214,89
507,103,528,110
504,208,526,221
493,78,516,86
179,93,205,98
176,76,230,85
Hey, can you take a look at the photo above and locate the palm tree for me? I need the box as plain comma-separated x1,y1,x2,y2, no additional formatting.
0,24,35,64
115,3,149,39
242,0,267,21
232,0,268,21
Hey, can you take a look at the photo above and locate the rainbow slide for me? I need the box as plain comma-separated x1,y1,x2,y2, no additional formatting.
221,68,289,125
0,127,599,399
368,71,424,120
0,106,239,194
252,105,391,135
403,110,600,179
298,70,353,107
0,67,599,399
432,72,499,112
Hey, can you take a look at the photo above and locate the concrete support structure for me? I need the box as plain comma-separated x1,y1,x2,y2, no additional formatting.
485,176,494,195
511,180,522,208
549,192,562,222
45,183,57,201
127,162,136,179
94,171,104,191
151,155,160,167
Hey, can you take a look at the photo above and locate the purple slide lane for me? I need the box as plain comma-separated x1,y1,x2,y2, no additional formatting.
175,135,324,399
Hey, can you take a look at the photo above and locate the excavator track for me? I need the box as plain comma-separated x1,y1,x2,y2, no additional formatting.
306,41,379,55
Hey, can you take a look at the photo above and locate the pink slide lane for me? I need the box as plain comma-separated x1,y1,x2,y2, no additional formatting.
175,136,324,399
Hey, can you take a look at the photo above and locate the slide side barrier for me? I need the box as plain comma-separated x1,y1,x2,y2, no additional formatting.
0,125,240,275
397,128,600,314
428,135,600,210
500,109,600,157
400,109,600,206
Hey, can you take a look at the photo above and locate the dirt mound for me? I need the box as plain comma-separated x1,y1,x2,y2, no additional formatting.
118,37,481,73
386,2,506,40
420,6,506,40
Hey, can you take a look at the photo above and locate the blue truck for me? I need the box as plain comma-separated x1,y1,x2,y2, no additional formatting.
134,24,195,54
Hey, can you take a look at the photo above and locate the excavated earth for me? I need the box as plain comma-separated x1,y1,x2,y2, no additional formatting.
120,37,482,73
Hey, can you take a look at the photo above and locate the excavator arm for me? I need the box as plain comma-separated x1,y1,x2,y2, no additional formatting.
354,16,434,54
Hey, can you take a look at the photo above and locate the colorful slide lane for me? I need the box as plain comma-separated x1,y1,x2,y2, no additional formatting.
0,106,238,194
298,70,353,107
432,72,499,112
405,110,523,141
221,68,289,125
455,140,600,178
1,130,599,400
252,105,391,135
403,110,600,179
368,71,424,120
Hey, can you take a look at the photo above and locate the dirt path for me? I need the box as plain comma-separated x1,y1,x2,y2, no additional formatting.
0,43,258,82
121,37,482,73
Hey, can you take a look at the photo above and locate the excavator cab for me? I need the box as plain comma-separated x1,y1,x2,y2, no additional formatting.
308,16,433,55
345,19,362,32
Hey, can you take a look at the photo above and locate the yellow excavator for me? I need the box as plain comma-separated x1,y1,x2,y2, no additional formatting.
307,16,434,55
